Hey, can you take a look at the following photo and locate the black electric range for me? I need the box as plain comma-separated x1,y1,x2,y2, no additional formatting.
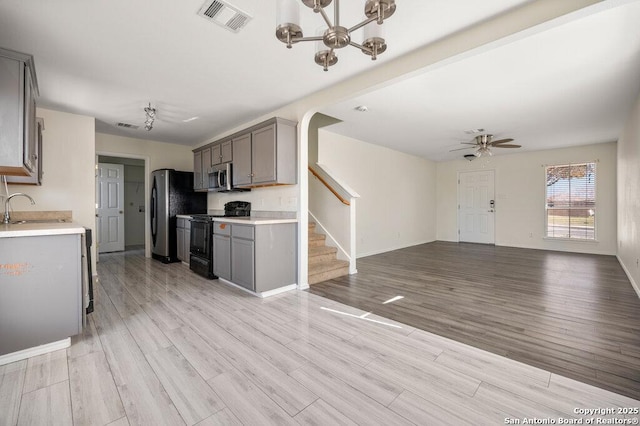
189,201,250,279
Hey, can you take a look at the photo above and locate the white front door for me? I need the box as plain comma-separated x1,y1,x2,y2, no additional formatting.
458,170,495,244
96,163,125,253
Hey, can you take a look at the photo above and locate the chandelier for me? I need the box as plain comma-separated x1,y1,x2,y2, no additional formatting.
276,0,396,71
144,103,156,131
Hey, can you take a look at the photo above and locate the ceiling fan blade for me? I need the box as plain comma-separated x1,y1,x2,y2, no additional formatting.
460,142,477,145
493,144,521,148
449,146,475,152
490,138,514,145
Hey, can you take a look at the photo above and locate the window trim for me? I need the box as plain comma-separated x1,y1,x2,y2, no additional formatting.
544,161,597,241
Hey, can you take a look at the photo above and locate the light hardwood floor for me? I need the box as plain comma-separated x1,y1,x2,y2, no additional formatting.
308,241,640,400
1,249,638,426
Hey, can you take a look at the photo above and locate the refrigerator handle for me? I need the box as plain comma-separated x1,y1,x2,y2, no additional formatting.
151,177,158,246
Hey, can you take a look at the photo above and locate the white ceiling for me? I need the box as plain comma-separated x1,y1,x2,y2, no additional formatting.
0,0,534,146
1,1,638,159
321,0,640,161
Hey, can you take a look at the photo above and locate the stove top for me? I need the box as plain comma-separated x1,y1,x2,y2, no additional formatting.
191,202,251,221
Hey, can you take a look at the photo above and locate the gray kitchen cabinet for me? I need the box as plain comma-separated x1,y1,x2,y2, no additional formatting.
232,119,297,188
193,146,211,191
176,217,191,263
6,117,44,185
0,233,82,356
213,234,231,280
211,140,232,166
231,133,252,186
201,146,211,182
0,48,39,177
185,226,191,263
231,229,255,291
193,150,204,190
177,226,184,261
195,117,296,189
213,221,231,280
216,221,297,294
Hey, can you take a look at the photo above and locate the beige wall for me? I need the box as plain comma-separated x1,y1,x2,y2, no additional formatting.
318,129,437,257
96,133,193,172
7,107,96,268
437,142,617,255
617,91,640,294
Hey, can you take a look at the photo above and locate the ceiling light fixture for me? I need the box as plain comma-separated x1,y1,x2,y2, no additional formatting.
144,103,156,131
276,0,396,71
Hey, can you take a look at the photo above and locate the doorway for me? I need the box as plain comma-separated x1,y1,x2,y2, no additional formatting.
458,170,495,244
96,155,146,256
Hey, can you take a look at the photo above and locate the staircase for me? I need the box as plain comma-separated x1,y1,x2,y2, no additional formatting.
308,222,350,285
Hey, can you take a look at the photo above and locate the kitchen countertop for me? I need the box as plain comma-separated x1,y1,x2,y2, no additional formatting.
177,214,297,225
213,217,297,225
0,222,85,238
176,214,196,219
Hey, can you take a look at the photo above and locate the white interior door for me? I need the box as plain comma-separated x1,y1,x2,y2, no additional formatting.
458,170,495,244
96,163,125,253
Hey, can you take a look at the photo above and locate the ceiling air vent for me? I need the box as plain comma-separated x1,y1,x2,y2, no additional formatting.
117,122,139,130
197,0,252,33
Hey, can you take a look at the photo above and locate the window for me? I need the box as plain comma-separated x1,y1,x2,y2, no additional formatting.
545,162,596,240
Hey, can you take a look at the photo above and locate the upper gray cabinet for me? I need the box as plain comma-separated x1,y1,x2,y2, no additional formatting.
194,117,297,190
193,146,211,192
232,118,297,188
193,150,204,190
6,117,43,185
231,133,251,187
211,140,232,166
0,47,39,178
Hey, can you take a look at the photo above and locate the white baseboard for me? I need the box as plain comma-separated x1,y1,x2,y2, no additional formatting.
298,283,310,290
617,255,640,299
0,338,71,366
218,278,297,298
357,239,435,259
258,284,297,298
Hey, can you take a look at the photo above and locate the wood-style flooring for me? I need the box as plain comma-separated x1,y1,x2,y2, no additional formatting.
308,241,640,400
1,249,638,426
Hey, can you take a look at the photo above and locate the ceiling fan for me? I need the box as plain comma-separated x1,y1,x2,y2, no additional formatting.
450,134,521,157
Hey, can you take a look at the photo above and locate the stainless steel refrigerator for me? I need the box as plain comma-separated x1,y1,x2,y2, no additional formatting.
150,169,207,263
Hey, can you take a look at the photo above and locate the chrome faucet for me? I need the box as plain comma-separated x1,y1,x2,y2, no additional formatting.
3,193,36,224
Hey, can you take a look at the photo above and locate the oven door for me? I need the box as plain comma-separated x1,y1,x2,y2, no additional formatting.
189,219,211,258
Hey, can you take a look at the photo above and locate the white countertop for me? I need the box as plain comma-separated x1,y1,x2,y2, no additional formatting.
213,217,297,225
0,222,85,238
177,214,297,225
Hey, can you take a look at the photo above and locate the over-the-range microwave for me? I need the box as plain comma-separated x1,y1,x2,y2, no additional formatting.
208,163,249,192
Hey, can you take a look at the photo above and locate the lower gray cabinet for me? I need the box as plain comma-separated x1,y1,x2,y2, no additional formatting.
231,234,255,291
0,233,82,356
176,217,191,263
214,221,296,294
213,234,231,280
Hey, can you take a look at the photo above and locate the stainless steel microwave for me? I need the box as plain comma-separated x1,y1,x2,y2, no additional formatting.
208,163,249,192
208,163,232,192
